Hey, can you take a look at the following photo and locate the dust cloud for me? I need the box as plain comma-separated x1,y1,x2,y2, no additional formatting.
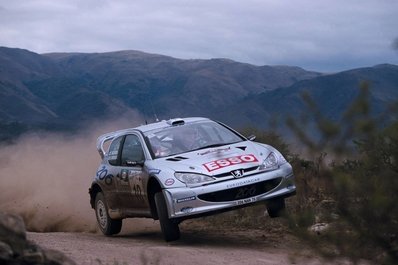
0,115,144,232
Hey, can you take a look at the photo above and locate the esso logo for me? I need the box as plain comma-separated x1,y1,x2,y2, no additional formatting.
164,178,175,186
203,154,258,172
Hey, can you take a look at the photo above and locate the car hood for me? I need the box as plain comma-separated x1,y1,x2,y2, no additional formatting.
152,141,272,176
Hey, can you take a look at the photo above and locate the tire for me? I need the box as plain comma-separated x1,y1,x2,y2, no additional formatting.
266,198,286,218
154,192,180,242
95,192,122,235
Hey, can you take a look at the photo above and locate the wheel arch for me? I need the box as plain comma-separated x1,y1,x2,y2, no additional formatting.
89,183,103,209
147,176,162,220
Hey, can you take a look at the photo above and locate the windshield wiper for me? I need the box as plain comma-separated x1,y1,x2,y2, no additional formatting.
189,141,244,152
194,143,228,151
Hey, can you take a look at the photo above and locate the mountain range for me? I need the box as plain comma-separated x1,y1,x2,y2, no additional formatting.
0,46,397,141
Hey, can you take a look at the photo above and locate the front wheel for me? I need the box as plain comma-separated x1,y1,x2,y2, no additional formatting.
95,192,122,235
266,198,286,218
154,192,180,241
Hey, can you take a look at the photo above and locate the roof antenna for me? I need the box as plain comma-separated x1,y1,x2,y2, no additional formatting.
148,97,159,122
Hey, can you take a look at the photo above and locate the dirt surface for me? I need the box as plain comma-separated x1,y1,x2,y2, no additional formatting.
27,219,339,265
0,122,369,265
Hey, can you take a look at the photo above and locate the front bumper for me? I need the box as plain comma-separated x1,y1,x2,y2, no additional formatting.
163,163,296,219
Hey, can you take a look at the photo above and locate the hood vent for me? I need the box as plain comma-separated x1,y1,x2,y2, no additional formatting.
236,146,247,151
166,156,189,162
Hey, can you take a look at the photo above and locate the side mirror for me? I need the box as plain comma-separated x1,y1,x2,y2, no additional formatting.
247,135,256,141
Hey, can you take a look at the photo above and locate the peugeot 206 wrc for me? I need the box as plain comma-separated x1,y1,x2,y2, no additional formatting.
89,117,296,241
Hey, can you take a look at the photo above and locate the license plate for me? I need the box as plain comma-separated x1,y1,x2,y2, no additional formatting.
236,197,256,205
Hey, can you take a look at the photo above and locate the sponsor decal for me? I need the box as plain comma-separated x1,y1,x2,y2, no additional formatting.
107,150,118,160
176,196,196,203
96,166,113,185
148,168,161,175
181,207,194,213
127,170,144,200
226,177,260,189
96,166,108,180
165,178,175,186
120,169,129,181
109,150,118,156
203,154,258,172
198,147,231,156
132,180,144,200
128,169,141,178
116,169,129,185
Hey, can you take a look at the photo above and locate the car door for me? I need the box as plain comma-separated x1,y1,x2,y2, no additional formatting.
116,134,150,210
100,135,124,210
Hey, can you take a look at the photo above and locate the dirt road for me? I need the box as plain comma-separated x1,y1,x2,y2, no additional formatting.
27,219,333,265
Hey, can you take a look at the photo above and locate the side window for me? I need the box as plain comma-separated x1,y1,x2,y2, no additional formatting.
121,134,145,166
107,136,123,166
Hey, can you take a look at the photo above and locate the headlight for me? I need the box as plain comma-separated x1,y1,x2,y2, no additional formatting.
174,172,215,186
278,152,288,164
259,152,287,171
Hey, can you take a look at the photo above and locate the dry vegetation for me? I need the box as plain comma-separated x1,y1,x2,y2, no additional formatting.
202,84,398,265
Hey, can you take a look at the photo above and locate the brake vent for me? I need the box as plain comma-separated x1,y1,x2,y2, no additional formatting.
166,156,189,162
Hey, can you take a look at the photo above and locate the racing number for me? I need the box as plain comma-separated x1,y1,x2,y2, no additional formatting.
132,184,144,200
235,186,256,200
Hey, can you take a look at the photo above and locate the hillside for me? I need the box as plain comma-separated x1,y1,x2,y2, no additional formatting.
0,46,397,140
218,64,398,128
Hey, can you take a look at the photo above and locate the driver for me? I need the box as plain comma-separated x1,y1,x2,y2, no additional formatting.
173,126,199,151
148,135,170,158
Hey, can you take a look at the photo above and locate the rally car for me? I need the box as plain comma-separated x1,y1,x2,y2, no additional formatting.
89,117,296,241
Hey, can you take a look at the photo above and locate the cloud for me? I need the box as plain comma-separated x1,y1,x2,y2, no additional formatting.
0,0,397,71
393,37,398,51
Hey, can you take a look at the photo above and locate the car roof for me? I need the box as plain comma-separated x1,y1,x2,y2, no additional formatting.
135,117,211,133
96,117,211,158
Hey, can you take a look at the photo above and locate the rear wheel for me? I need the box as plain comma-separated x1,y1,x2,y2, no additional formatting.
95,192,122,235
155,192,180,241
266,198,286,218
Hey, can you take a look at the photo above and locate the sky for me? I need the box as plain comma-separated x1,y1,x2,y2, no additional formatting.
0,0,397,72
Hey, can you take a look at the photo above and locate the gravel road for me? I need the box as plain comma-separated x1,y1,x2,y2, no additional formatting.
27,219,336,265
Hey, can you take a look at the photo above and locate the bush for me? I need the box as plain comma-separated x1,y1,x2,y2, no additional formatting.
287,84,398,264
195,84,398,264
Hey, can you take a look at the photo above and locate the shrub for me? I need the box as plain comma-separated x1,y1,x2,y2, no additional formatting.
287,84,398,264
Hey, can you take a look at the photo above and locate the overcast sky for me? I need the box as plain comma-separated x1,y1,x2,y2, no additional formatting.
0,0,397,72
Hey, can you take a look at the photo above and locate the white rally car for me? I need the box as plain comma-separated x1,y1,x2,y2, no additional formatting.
89,117,296,241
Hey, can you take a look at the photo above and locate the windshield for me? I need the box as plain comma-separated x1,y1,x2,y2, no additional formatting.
144,121,245,158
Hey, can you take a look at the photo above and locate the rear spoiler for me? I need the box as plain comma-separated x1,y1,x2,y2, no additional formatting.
96,128,133,159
